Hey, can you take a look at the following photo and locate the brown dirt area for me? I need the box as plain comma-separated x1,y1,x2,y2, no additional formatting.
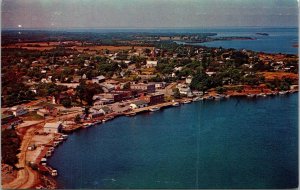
3,42,152,52
260,72,298,80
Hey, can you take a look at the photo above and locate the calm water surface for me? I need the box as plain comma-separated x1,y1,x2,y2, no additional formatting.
48,94,298,189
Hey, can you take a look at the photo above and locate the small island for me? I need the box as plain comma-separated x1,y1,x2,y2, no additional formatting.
256,32,269,36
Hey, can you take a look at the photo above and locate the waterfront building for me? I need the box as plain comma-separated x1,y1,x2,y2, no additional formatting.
130,100,148,109
140,93,165,105
130,83,155,93
43,122,63,133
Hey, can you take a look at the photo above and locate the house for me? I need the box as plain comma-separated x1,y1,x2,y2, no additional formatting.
43,122,63,133
11,106,28,117
206,71,216,76
92,75,106,84
185,75,193,84
130,100,148,109
146,60,158,68
130,83,155,93
140,93,165,105
149,82,166,89
36,109,49,117
177,84,192,96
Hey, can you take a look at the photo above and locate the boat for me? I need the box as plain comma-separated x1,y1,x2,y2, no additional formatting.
149,107,160,112
206,96,214,100
83,123,92,128
279,91,287,95
62,134,68,140
257,93,266,97
172,102,180,106
192,97,201,102
126,112,136,117
183,100,192,104
247,94,256,98
51,169,58,177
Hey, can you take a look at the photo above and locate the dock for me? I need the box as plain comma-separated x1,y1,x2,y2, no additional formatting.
125,101,175,116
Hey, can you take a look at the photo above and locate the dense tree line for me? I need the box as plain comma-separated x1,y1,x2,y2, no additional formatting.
1,129,21,169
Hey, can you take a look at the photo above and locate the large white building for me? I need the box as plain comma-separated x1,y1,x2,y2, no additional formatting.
43,122,63,133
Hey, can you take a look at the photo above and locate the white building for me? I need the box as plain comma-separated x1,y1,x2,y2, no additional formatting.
43,122,63,133
11,106,28,116
177,84,192,96
146,60,158,68
92,75,106,84
185,75,193,84
130,100,148,109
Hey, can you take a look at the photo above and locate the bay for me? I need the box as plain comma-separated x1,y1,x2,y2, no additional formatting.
48,93,298,189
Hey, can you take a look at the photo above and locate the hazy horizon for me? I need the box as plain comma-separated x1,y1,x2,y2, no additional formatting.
2,0,299,29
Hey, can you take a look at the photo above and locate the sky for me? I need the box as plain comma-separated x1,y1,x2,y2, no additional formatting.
1,0,299,29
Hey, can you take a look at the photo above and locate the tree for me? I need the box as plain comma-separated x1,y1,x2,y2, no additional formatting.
1,129,21,169
61,98,72,108
173,88,181,99
216,86,227,94
74,114,81,124
190,71,211,93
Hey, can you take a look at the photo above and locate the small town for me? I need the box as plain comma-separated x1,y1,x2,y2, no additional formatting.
2,30,299,189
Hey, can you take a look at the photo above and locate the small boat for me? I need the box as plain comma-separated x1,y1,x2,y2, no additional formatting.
172,102,180,106
149,107,160,112
192,97,201,102
225,95,231,98
279,91,287,95
183,100,192,104
62,134,68,140
51,170,58,177
247,94,255,98
257,93,266,97
83,123,92,128
126,112,136,117
206,96,213,100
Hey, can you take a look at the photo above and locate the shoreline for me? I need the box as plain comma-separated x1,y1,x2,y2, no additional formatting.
48,90,299,189
45,90,298,189
3,90,298,189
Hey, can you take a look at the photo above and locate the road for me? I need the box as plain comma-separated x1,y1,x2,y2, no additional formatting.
2,125,42,189
2,110,82,189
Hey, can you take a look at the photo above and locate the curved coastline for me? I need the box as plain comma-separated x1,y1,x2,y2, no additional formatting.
47,92,298,189
44,90,298,188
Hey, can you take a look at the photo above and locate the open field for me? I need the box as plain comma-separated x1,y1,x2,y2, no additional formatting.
260,72,298,80
3,42,153,52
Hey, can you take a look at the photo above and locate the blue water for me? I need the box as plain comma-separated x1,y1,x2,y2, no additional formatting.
48,94,298,189
198,27,298,55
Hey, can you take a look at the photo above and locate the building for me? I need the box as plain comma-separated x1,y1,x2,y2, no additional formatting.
92,75,106,84
140,93,165,105
11,106,28,117
186,75,193,84
130,100,148,109
177,83,192,96
146,60,158,68
149,82,166,89
36,109,49,117
130,83,155,93
43,122,63,133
